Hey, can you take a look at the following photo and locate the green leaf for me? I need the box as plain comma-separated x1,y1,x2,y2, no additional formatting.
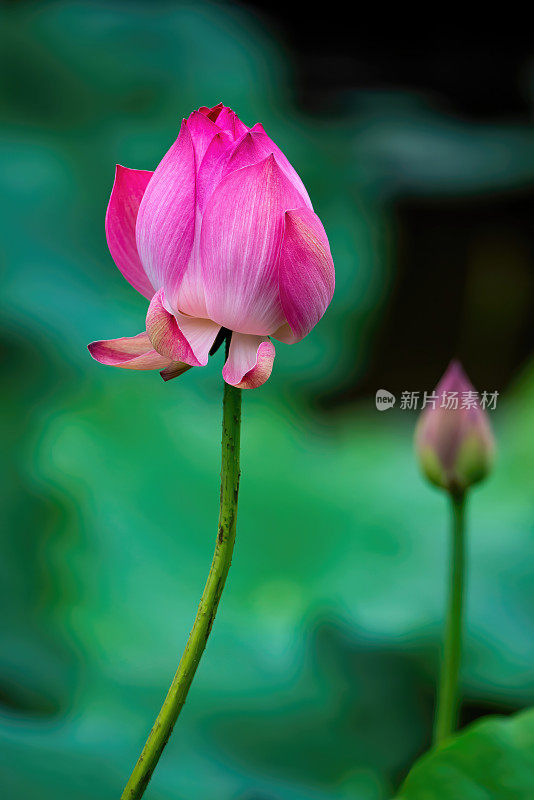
397,708,534,799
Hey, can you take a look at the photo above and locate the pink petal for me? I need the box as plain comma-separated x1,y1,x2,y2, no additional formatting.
222,333,275,389
175,131,234,319
182,126,271,316
105,166,155,299
249,124,313,209
176,312,221,366
198,103,224,122
146,288,220,367
200,155,305,335
173,222,208,318
160,361,193,382
136,120,196,310
197,131,311,215
88,331,174,370
215,107,249,139
196,130,235,214
271,322,295,344
278,208,335,343
186,110,221,166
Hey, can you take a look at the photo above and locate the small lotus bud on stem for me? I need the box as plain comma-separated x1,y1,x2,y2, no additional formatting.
415,360,495,495
416,361,496,745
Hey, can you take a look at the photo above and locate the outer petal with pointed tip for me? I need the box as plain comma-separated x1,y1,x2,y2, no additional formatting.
215,106,249,139
136,120,196,310
197,130,310,215
249,124,312,209
105,166,155,299
196,130,237,214
88,332,173,370
160,361,193,382
146,288,220,367
222,333,275,389
177,129,233,318
198,102,224,122
186,110,222,166
201,155,304,335
278,207,335,343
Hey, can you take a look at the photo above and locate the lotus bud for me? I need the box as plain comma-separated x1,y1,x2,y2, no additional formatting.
415,361,495,495
88,103,335,389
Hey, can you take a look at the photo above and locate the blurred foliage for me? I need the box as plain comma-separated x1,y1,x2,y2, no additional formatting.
1,1,533,799
397,708,534,799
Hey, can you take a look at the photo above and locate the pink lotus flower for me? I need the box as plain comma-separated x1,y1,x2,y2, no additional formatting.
88,103,335,389
415,361,495,493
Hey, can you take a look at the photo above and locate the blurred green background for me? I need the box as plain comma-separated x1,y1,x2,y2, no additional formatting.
1,2,533,798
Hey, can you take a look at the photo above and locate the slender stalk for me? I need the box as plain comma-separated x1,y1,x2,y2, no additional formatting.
434,491,467,746
121,373,242,799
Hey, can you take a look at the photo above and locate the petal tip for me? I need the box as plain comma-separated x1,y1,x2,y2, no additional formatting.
87,332,173,370
279,207,334,342
223,335,275,389
105,164,155,299
160,361,193,382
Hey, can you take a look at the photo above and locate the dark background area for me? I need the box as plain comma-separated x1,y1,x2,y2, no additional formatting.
245,4,534,405
246,9,533,121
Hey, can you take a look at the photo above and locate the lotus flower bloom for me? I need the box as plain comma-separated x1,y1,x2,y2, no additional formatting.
415,361,495,494
88,103,335,389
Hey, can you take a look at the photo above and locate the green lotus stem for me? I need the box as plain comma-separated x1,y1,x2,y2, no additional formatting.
120,374,242,800
434,491,467,746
